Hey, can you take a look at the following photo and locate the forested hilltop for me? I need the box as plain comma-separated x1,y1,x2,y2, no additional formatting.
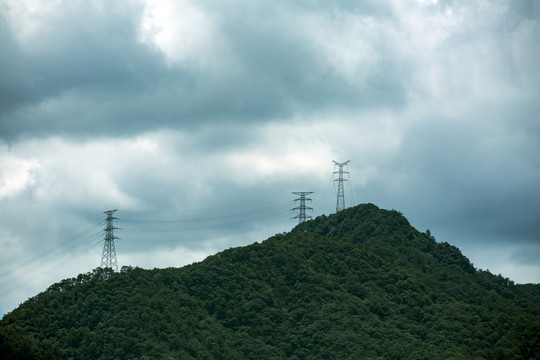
1,204,539,359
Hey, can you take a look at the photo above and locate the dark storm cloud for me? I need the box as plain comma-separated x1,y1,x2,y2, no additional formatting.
0,1,172,139
0,0,411,142
389,111,540,245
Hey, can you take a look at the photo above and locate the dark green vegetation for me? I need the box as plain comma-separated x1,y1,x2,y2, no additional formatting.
1,204,539,359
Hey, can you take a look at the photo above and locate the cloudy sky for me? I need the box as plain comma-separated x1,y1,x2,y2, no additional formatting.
1,0,539,315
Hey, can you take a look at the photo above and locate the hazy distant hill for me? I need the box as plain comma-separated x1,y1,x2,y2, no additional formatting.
1,204,539,359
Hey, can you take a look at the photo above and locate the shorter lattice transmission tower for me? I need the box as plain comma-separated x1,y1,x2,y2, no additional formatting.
100,209,119,271
333,160,350,212
292,192,314,229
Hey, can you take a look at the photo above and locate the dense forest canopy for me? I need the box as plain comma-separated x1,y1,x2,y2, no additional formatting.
1,204,539,359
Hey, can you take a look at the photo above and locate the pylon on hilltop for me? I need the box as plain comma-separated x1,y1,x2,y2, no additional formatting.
333,160,350,212
292,192,314,231
100,209,119,271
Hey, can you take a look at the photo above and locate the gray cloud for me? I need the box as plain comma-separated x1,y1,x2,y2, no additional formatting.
0,0,413,142
1,0,539,315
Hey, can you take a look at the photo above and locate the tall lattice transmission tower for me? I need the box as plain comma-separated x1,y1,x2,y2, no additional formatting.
292,192,314,229
333,160,350,212
100,209,119,271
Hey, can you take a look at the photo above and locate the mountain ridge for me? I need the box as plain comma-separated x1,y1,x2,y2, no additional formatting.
1,203,539,359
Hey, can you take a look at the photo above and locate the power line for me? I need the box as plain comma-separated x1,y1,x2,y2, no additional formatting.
125,208,290,234
0,220,102,281
0,197,296,312
0,226,101,297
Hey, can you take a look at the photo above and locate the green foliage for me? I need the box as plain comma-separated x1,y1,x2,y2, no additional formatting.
1,204,539,359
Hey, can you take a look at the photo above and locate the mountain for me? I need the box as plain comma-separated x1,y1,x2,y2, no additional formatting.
1,204,539,359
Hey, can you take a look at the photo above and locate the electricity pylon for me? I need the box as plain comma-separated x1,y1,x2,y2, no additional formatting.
100,209,119,271
292,192,314,228
333,160,350,212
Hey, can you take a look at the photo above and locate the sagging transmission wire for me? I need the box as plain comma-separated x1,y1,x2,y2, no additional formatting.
0,221,103,297
0,195,301,297
118,195,296,237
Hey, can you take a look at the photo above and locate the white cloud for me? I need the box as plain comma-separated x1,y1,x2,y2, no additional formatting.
10,137,143,210
0,152,40,199
1,0,62,47
139,0,229,69
304,12,386,85
220,123,334,184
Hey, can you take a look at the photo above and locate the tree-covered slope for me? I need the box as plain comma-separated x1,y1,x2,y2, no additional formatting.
1,204,539,359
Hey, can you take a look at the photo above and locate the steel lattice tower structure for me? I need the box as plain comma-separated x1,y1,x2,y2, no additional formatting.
100,209,119,271
292,192,314,228
333,160,350,212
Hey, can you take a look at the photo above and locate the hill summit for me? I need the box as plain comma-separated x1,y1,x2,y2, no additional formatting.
1,204,539,359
